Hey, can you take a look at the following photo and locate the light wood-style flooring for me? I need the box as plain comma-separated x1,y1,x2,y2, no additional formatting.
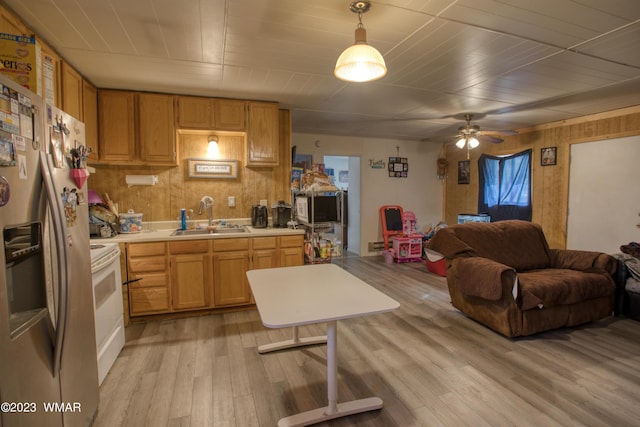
94,256,640,427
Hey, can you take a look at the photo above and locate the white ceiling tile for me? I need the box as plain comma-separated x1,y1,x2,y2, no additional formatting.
3,0,639,141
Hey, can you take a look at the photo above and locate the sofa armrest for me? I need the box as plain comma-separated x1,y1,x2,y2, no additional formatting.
452,257,517,301
550,249,617,275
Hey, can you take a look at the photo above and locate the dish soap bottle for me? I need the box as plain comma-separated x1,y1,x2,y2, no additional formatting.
180,208,187,230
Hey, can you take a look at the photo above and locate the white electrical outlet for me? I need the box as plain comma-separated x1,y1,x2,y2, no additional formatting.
228,196,235,207
260,199,267,206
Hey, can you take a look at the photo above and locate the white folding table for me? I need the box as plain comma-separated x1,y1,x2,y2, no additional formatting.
246,263,400,427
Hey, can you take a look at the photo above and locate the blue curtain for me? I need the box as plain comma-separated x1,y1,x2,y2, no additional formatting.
478,149,532,221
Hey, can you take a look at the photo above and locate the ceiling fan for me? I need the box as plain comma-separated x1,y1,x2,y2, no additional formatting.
453,114,518,150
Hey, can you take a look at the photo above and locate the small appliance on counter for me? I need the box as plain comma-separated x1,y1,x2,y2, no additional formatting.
272,200,292,228
251,205,268,228
119,209,143,233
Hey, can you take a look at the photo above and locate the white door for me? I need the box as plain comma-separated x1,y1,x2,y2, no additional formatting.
567,136,640,253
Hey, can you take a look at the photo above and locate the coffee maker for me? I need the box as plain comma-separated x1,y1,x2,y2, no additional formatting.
271,200,292,228
251,205,268,228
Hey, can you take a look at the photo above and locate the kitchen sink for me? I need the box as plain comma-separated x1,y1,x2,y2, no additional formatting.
212,226,248,234
170,226,247,236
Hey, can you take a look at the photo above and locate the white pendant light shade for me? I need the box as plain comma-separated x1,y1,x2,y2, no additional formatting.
335,28,387,82
455,136,480,149
334,1,387,83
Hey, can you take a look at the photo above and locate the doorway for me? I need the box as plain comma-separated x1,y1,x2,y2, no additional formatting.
323,156,361,256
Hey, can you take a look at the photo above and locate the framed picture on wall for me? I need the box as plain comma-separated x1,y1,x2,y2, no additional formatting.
458,160,470,184
541,146,557,166
388,157,408,178
293,154,313,170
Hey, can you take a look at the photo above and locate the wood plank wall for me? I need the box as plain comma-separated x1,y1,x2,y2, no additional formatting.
443,106,640,249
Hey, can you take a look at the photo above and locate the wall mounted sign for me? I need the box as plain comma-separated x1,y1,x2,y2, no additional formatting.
369,159,385,169
388,157,408,177
188,158,238,179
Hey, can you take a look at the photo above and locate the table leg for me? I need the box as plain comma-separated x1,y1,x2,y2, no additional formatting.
257,325,327,354
277,320,383,427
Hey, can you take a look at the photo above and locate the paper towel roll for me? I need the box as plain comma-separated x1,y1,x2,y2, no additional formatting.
125,175,158,187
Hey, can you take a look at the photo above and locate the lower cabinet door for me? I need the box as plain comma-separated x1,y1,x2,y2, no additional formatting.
252,249,279,270
212,252,251,306
280,247,304,267
171,254,210,310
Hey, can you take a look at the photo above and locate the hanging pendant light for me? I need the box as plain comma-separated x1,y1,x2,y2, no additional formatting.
334,1,387,82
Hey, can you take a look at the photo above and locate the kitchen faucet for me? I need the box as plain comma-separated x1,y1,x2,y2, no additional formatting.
198,196,215,226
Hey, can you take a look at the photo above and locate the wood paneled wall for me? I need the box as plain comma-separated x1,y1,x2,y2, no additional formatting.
88,110,291,225
443,106,640,248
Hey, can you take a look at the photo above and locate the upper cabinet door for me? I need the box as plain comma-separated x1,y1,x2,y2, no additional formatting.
61,62,83,120
176,96,212,128
247,101,279,167
176,96,247,131
214,99,246,131
98,90,136,163
138,93,177,165
82,80,99,162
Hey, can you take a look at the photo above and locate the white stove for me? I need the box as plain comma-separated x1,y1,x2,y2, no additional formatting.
90,243,118,266
89,242,125,385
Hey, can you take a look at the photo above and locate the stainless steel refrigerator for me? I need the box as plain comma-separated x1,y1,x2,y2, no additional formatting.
0,75,99,426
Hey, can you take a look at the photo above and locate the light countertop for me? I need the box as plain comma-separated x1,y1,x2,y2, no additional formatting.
90,220,304,244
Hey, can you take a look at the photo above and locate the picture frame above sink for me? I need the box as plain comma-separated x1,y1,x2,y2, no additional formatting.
187,158,238,179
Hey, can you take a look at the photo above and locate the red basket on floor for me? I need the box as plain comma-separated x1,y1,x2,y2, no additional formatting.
425,249,446,276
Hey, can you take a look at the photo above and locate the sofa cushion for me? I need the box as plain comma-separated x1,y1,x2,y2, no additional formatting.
518,268,615,311
431,220,551,271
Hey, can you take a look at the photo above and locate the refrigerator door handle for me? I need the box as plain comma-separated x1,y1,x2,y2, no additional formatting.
40,151,70,375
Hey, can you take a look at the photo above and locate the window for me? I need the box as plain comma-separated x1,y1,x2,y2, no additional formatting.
478,149,532,221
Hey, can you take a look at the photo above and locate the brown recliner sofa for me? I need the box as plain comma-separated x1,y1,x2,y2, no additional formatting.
427,220,617,338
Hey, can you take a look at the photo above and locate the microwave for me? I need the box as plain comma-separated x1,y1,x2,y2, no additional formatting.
295,195,340,223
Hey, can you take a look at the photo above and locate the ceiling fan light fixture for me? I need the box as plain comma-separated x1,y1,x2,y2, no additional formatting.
468,136,480,148
334,1,387,83
455,137,466,149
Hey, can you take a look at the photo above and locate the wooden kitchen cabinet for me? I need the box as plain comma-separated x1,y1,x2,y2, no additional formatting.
176,96,210,128
247,101,279,167
252,237,279,270
212,238,251,307
279,235,304,267
98,90,136,163
61,61,83,121
138,93,177,165
82,80,99,162
126,242,170,316
169,240,210,311
214,99,247,130
124,234,304,318
177,96,246,131
98,90,177,165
